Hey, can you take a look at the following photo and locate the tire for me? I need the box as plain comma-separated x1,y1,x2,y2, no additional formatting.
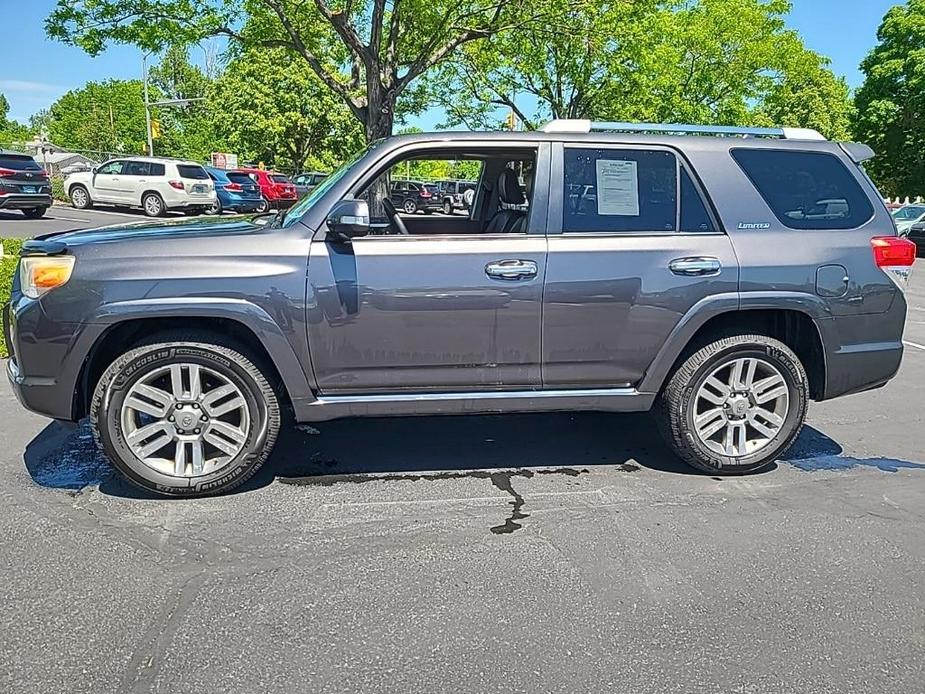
656,334,808,475
402,199,417,214
142,192,166,217
22,207,47,219
206,198,222,215
443,200,453,215
91,334,281,497
70,185,92,209
256,198,270,214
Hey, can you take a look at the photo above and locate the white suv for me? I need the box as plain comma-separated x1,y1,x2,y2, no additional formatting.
65,157,216,217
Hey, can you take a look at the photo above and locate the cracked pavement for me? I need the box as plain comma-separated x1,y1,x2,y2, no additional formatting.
1,268,924,692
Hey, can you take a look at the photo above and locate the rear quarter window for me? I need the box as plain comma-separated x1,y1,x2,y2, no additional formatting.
176,164,209,180
731,149,874,230
149,163,165,176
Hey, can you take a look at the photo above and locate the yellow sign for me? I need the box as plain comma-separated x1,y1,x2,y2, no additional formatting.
151,119,161,139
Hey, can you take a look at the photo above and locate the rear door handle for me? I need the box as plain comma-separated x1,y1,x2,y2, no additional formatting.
669,257,722,276
485,259,538,281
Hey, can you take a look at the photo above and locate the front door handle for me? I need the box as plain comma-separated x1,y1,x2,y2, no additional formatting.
485,259,538,281
669,257,722,276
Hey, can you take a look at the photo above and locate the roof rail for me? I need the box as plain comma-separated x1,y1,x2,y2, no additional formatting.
539,119,826,141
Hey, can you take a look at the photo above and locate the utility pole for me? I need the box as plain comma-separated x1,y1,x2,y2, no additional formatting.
143,53,154,156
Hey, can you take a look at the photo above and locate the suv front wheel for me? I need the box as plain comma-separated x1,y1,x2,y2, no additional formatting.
657,334,808,475
90,335,281,496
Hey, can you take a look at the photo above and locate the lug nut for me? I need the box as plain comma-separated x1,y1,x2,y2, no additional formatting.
168,416,174,422
201,415,208,421
192,404,199,410
194,429,201,434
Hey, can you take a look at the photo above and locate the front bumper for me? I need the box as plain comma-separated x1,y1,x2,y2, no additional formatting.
0,193,52,210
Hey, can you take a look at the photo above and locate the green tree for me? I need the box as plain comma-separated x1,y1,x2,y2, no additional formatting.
149,44,214,160
0,93,33,144
45,80,151,155
854,0,925,197
434,0,848,134
208,47,363,172
752,54,852,140
46,0,549,142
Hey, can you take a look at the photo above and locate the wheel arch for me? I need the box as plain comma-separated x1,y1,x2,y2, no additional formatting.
640,295,829,401
74,299,314,419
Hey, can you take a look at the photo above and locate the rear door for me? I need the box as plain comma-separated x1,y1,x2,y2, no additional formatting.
542,143,739,388
120,160,150,203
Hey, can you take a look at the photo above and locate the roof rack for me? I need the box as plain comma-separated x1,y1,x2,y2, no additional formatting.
540,119,826,141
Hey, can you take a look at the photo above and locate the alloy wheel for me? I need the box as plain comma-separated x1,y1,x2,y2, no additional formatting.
144,195,163,216
120,363,251,477
692,357,790,458
71,188,88,208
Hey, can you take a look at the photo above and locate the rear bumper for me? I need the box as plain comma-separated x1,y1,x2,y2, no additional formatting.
0,193,52,210
270,198,297,209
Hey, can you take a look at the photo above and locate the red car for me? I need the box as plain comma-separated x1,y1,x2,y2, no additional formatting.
232,167,298,211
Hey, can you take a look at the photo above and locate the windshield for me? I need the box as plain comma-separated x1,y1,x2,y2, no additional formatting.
892,206,925,220
280,146,371,228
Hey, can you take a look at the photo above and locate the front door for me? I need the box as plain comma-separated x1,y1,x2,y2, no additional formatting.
307,234,547,393
542,144,739,388
306,145,549,394
91,160,126,203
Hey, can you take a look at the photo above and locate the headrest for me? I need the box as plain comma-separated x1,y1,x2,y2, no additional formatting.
497,168,525,205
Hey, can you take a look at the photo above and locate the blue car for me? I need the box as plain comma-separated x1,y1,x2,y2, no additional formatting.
204,166,266,214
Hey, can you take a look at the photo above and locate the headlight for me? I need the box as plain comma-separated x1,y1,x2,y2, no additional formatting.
19,256,76,299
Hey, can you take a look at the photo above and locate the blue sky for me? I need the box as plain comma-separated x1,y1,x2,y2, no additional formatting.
0,0,902,127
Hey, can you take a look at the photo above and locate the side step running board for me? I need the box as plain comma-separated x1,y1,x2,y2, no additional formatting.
294,387,655,422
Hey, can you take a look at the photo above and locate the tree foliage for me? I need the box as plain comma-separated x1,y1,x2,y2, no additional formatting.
45,80,150,155
434,0,851,137
0,93,33,144
854,0,925,197
148,44,214,160
207,47,363,172
46,0,549,141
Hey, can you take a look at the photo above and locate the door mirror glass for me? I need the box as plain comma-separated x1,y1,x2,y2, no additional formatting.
327,198,370,241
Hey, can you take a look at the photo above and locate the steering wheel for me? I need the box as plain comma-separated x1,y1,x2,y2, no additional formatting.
382,197,409,235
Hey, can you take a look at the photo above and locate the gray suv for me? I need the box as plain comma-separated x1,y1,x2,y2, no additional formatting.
4,121,916,496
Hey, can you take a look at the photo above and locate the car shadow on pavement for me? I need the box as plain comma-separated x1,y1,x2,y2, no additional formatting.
21,413,925,499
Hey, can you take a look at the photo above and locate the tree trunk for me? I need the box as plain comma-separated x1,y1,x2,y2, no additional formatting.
363,85,396,218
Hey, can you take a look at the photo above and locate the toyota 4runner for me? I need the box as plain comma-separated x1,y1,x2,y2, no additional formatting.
4,121,915,496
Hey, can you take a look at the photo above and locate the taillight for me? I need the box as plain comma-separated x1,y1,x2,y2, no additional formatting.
872,236,916,288
420,189,431,198
225,182,242,191
168,180,185,190
0,167,15,178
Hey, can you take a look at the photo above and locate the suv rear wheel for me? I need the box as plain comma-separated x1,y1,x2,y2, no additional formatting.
443,199,453,215
402,199,418,214
656,334,808,475
90,335,281,496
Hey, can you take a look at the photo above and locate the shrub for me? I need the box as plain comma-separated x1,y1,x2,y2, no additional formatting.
0,238,24,357
51,175,68,202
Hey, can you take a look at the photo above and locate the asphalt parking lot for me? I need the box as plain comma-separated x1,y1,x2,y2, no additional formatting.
0,204,198,239
1,208,924,692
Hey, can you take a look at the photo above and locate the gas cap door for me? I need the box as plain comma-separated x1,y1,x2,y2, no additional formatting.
816,264,849,298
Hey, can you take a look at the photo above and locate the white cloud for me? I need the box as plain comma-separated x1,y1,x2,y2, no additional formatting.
0,80,65,95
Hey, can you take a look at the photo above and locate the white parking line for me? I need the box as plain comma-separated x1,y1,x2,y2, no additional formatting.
903,340,925,351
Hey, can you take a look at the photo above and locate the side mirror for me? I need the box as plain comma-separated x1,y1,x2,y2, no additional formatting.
91,167,98,174
911,222,925,232
326,198,370,241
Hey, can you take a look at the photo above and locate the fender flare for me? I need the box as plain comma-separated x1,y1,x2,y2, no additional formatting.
85,296,314,403
638,291,831,395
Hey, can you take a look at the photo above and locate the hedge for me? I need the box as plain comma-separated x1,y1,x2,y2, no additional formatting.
0,238,24,357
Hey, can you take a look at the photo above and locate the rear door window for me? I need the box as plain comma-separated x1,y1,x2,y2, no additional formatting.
731,149,874,230
176,164,209,180
563,148,677,233
123,161,150,176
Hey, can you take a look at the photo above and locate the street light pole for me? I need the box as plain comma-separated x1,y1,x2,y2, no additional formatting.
142,53,154,156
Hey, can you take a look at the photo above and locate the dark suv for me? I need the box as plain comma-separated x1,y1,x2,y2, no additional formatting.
390,180,442,214
4,122,915,496
0,151,52,218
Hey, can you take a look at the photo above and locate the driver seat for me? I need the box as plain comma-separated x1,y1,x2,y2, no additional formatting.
484,169,526,233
